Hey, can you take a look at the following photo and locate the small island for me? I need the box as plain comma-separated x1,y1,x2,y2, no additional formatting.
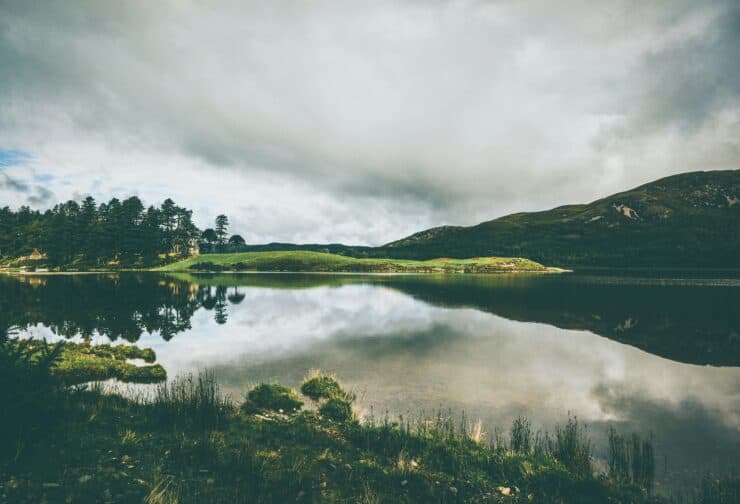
156,250,564,274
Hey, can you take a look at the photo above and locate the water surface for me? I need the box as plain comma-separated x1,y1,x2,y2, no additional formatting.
2,271,739,492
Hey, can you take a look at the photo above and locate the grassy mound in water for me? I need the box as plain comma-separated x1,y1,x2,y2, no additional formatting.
156,250,560,274
22,340,166,384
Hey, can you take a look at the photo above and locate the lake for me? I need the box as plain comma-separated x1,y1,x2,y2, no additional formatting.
2,271,739,493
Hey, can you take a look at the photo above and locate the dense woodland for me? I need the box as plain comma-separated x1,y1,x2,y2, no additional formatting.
0,196,244,266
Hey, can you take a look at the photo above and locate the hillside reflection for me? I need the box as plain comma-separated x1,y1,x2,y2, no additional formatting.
1,271,738,366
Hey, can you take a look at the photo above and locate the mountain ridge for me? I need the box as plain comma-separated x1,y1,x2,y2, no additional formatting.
377,169,740,267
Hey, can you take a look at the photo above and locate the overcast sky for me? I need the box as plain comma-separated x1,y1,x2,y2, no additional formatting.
1,0,738,244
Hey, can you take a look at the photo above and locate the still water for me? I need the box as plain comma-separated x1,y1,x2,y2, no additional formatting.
2,271,739,492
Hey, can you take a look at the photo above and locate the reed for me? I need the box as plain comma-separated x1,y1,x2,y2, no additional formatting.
150,370,232,431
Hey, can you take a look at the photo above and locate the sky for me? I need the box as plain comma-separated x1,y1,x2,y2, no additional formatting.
1,0,739,245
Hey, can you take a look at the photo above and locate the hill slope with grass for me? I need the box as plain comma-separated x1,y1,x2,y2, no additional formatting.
377,170,740,268
157,250,557,273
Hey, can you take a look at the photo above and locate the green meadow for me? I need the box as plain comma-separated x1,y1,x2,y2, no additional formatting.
157,250,559,274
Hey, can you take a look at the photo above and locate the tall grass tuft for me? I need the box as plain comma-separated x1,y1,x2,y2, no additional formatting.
146,474,180,504
151,370,232,431
510,416,533,454
551,416,592,477
608,428,655,491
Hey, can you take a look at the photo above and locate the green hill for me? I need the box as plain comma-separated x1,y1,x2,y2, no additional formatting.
157,250,556,273
378,170,740,267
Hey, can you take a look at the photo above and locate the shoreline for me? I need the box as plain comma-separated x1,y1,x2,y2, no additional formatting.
0,267,571,276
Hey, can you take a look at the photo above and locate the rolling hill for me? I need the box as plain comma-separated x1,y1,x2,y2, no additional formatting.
378,170,740,267
158,250,556,274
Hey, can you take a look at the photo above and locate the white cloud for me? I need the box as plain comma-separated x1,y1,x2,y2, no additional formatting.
1,0,738,243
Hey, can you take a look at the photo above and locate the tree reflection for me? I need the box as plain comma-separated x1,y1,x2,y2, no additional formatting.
0,274,246,341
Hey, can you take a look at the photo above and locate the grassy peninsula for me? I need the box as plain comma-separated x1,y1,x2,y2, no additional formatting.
157,250,559,274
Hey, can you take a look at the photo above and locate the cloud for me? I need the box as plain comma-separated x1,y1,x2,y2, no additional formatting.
0,1,738,243
27,185,55,205
1,172,29,192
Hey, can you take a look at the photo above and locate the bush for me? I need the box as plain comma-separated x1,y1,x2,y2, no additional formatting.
319,397,354,423
243,384,303,414
301,373,343,402
188,262,224,271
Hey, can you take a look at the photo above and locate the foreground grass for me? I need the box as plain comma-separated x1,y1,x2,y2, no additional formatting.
2,334,736,503
1,372,663,504
156,250,558,274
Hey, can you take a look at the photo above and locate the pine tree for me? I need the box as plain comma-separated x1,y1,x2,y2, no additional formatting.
215,215,229,247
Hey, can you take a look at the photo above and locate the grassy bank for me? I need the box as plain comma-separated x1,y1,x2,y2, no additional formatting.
2,368,669,504
2,332,737,502
156,250,560,274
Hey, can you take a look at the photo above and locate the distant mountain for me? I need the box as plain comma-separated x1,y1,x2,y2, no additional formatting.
380,170,740,267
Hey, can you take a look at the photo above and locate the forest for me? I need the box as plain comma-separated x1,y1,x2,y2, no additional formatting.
0,196,243,267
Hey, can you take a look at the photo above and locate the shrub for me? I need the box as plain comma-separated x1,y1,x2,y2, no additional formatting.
319,397,354,423
188,262,224,271
301,373,343,402
0,330,65,456
243,384,303,414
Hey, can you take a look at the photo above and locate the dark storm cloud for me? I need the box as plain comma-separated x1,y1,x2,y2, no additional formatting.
0,1,739,243
630,4,740,133
27,185,55,205
1,172,29,192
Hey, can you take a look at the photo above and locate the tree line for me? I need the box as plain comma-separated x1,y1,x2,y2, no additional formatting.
0,196,244,266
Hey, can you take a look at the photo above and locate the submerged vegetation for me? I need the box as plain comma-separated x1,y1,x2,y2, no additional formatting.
158,250,557,274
